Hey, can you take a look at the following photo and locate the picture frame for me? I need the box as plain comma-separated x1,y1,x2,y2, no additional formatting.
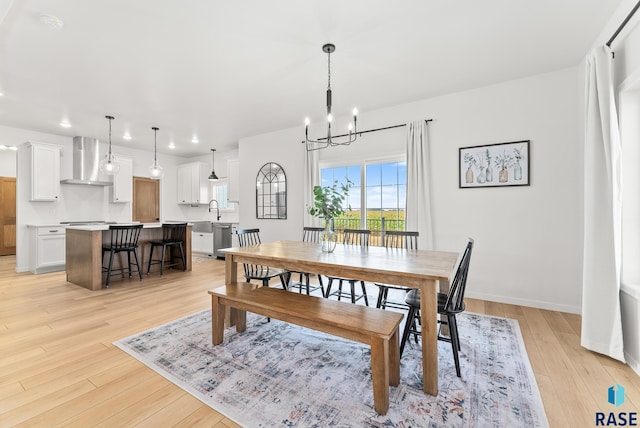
459,140,530,188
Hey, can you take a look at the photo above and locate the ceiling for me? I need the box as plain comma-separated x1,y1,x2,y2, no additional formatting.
0,0,623,157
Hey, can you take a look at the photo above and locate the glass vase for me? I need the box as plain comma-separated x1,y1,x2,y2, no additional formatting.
321,220,337,253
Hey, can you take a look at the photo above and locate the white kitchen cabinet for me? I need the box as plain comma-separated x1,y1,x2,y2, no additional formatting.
191,231,214,255
30,226,66,273
227,158,239,203
110,156,133,203
28,142,62,201
177,162,209,204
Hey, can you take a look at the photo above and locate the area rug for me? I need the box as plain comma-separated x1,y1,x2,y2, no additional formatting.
114,310,548,427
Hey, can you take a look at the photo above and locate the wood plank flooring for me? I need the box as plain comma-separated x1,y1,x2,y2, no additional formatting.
0,254,638,427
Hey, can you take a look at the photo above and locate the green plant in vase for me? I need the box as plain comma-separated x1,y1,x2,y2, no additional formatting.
308,179,352,252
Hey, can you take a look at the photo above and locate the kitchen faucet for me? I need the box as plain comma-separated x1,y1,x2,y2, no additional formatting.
208,199,221,221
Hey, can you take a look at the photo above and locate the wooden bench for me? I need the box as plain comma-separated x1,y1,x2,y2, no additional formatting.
208,282,404,415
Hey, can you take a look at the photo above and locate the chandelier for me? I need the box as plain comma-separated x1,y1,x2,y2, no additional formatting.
304,43,358,152
99,115,120,175
149,126,164,179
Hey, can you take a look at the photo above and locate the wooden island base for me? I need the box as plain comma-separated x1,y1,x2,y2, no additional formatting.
66,224,192,291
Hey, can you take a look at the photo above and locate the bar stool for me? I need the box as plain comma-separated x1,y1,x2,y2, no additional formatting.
102,224,144,287
147,223,187,276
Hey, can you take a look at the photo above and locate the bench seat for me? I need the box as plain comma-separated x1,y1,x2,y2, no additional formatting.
208,282,404,415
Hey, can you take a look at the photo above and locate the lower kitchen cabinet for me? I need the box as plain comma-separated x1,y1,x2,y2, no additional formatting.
192,231,213,256
29,226,66,273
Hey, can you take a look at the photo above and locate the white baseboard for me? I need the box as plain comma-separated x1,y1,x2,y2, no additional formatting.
465,290,581,314
624,351,640,377
16,265,29,273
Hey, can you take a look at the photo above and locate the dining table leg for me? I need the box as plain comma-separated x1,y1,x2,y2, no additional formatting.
420,278,438,395
224,254,239,327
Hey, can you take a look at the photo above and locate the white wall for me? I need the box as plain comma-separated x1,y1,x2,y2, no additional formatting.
239,67,583,314
0,150,16,176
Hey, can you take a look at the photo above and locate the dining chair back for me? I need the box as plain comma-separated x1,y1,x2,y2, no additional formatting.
400,238,474,377
375,230,419,309
343,229,370,246
147,223,187,276
302,226,324,244
102,224,144,287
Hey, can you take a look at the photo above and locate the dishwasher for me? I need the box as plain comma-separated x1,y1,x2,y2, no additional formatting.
213,223,233,259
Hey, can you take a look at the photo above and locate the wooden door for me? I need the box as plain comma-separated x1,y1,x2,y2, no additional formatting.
0,177,16,255
133,177,160,223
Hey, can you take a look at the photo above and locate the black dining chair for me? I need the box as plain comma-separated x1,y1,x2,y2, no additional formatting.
324,229,370,306
375,230,419,310
147,223,187,276
399,238,474,377
236,228,291,289
287,226,326,295
102,224,144,287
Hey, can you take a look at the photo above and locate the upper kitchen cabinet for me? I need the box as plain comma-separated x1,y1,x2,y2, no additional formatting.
177,161,210,205
110,155,133,203
227,158,239,203
27,141,62,201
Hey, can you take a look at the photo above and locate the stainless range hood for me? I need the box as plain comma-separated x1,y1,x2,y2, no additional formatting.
60,136,112,186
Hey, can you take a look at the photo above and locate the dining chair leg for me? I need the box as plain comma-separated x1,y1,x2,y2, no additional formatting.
106,250,115,287
160,244,167,276
360,281,369,306
316,275,325,297
375,286,385,309
146,245,154,274
325,278,334,298
400,306,418,357
350,281,356,304
303,273,311,295
449,314,462,377
133,249,143,281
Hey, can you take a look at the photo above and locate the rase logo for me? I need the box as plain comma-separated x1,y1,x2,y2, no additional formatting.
596,384,637,426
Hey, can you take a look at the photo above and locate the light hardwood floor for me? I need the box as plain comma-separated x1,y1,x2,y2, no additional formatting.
0,254,638,427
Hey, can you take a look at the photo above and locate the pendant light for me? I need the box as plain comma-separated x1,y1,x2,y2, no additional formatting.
208,148,219,181
148,126,164,179
99,115,120,175
304,43,358,152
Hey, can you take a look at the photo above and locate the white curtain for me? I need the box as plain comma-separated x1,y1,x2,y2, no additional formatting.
303,147,321,227
582,46,625,362
405,120,434,250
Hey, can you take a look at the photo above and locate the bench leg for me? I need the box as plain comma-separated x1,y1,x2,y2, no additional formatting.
211,294,226,345
370,337,390,415
389,328,400,387
234,308,247,333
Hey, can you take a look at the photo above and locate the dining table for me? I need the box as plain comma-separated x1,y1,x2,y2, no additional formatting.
222,239,460,395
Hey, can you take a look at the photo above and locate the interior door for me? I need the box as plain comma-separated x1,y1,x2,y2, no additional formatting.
0,177,16,255
133,177,160,223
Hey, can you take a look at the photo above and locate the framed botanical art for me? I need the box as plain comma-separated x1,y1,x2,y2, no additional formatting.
459,140,530,188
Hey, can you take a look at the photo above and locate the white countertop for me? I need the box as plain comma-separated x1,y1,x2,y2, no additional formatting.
61,222,192,231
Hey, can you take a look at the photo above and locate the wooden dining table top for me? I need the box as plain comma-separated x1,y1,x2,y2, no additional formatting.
222,240,460,287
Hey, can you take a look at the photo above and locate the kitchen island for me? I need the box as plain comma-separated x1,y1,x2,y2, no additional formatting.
65,223,192,291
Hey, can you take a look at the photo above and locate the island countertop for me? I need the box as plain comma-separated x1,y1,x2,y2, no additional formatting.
65,223,192,290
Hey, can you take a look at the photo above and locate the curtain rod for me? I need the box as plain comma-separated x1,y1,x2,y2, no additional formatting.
302,119,432,143
606,0,640,47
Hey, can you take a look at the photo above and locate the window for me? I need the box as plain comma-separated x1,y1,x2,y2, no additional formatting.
210,181,235,212
320,158,406,246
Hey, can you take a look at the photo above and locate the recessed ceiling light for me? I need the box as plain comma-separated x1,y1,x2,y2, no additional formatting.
0,92,4,97
39,14,64,30
168,142,176,149
122,133,132,140
192,137,199,144
60,121,72,128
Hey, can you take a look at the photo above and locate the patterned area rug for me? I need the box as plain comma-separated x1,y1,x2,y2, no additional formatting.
114,310,548,427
